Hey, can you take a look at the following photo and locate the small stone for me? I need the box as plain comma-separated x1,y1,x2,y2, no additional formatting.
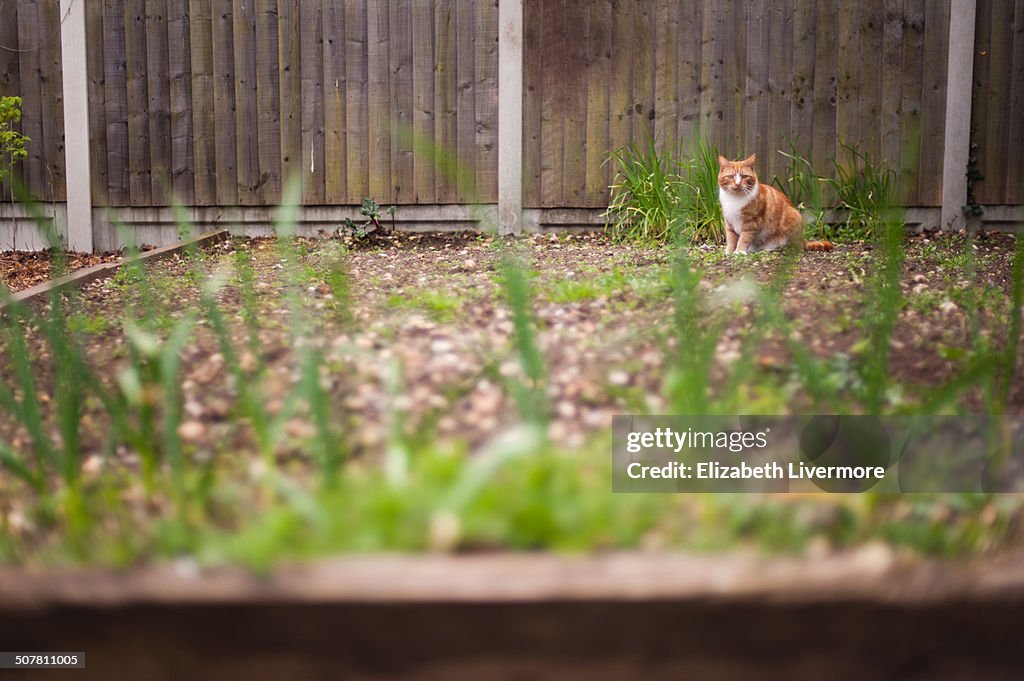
177,420,206,444
608,370,629,386
939,300,958,315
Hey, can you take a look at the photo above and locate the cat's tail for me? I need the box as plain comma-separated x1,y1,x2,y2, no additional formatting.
803,240,834,252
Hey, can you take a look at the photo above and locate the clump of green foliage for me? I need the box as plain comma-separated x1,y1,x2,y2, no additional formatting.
0,96,30,197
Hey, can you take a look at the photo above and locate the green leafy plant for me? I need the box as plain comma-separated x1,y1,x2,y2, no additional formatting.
827,144,899,239
603,132,684,244
0,96,29,191
340,198,397,239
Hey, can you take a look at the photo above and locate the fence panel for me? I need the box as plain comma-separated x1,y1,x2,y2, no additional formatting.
78,0,498,208
523,0,952,208
0,0,67,203
972,0,1024,206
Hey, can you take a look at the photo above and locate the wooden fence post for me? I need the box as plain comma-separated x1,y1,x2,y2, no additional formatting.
498,0,524,235
60,0,93,252
940,0,977,231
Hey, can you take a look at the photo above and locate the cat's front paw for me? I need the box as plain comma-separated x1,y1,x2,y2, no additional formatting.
735,248,749,255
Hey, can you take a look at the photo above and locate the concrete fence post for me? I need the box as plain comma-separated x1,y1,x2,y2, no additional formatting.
60,0,93,252
498,0,524,236
940,0,977,231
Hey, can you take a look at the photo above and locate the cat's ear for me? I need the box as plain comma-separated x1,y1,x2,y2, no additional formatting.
718,155,729,167
740,153,757,166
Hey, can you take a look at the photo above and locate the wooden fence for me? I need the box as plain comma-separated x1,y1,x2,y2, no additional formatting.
0,0,1021,227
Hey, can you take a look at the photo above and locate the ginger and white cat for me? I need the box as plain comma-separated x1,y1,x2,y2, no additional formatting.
718,154,832,254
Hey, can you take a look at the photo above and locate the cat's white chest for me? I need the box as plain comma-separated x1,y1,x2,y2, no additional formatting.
719,185,757,233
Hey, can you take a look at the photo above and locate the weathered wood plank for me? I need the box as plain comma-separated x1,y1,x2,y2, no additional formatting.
390,0,414,203
584,0,612,207
539,0,565,205
811,0,838,174
474,0,498,204
300,1,325,204
836,1,861,153
631,0,654,143
790,0,816,158
255,0,281,204
744,0,769,162
981,0,1012,204
653,0,678,146
900,0,925,203
720,0,745,156
918,0,948,205
125,0,153,204
102,0,130,206
767,0,794,181
344,0,368,202
1007,0,1024,204
880,0,904,172
522,0,543,207
278,0,302,196
38,0,65,201
211,0,237,204
146,0,171,204
606,0,632,167
455,0,477,200
188,0,216,205
859,0,885,161
17,0,46,197
676,0,702,150
168,0,195,204
320,0,345,205
85,0,109,207
367,0,391,200
412,0,436,203
232,0,259,204
561,0,587,205
700,0,725,148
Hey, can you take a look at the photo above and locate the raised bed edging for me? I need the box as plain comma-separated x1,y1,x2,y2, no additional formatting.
0,229,230,312
0,553,1022,681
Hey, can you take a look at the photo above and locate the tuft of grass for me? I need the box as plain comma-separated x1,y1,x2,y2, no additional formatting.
603,131,684,244
827,144,899,240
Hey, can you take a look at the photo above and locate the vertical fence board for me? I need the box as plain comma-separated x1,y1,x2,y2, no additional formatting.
16,1,44,198
676,1,702,148
390,0,414,202
700,0,725,147
522,0,542,206
455,1,477,199
367,0,391,200
232,0,259,204
918,0,948,205
344,0,368,202
880,0,905,172
278,0,301,194
585,0,612,207
766,0,793,181
255,0,281,204
412,0,436,202
1007,0,1024,203
722,1,745,156
125,0,152,204
322,0,346,204
168,0,196,204
539,0,565,205
211,0,237,204
38,0,65,202
188,0,216,205
790,0,815,155
102,0,130,205
901,0,925,202
606,0,632,167
652,0,677,146
474,0,498,203
300,2,325,204
561,0,587,204
631,1,654,142
811,0,838,174
859,1,885,161
836,1,861,153
434,0,458,202
86,1,109,206
981,0,1012,204
745,0,769,162
146,0,171,204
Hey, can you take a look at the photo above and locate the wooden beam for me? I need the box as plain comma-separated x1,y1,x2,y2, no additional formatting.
941,0,977,229
60,0,93,251
498,0,524,235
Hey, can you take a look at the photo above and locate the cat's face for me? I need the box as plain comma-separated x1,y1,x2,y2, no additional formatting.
718,154,758,196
